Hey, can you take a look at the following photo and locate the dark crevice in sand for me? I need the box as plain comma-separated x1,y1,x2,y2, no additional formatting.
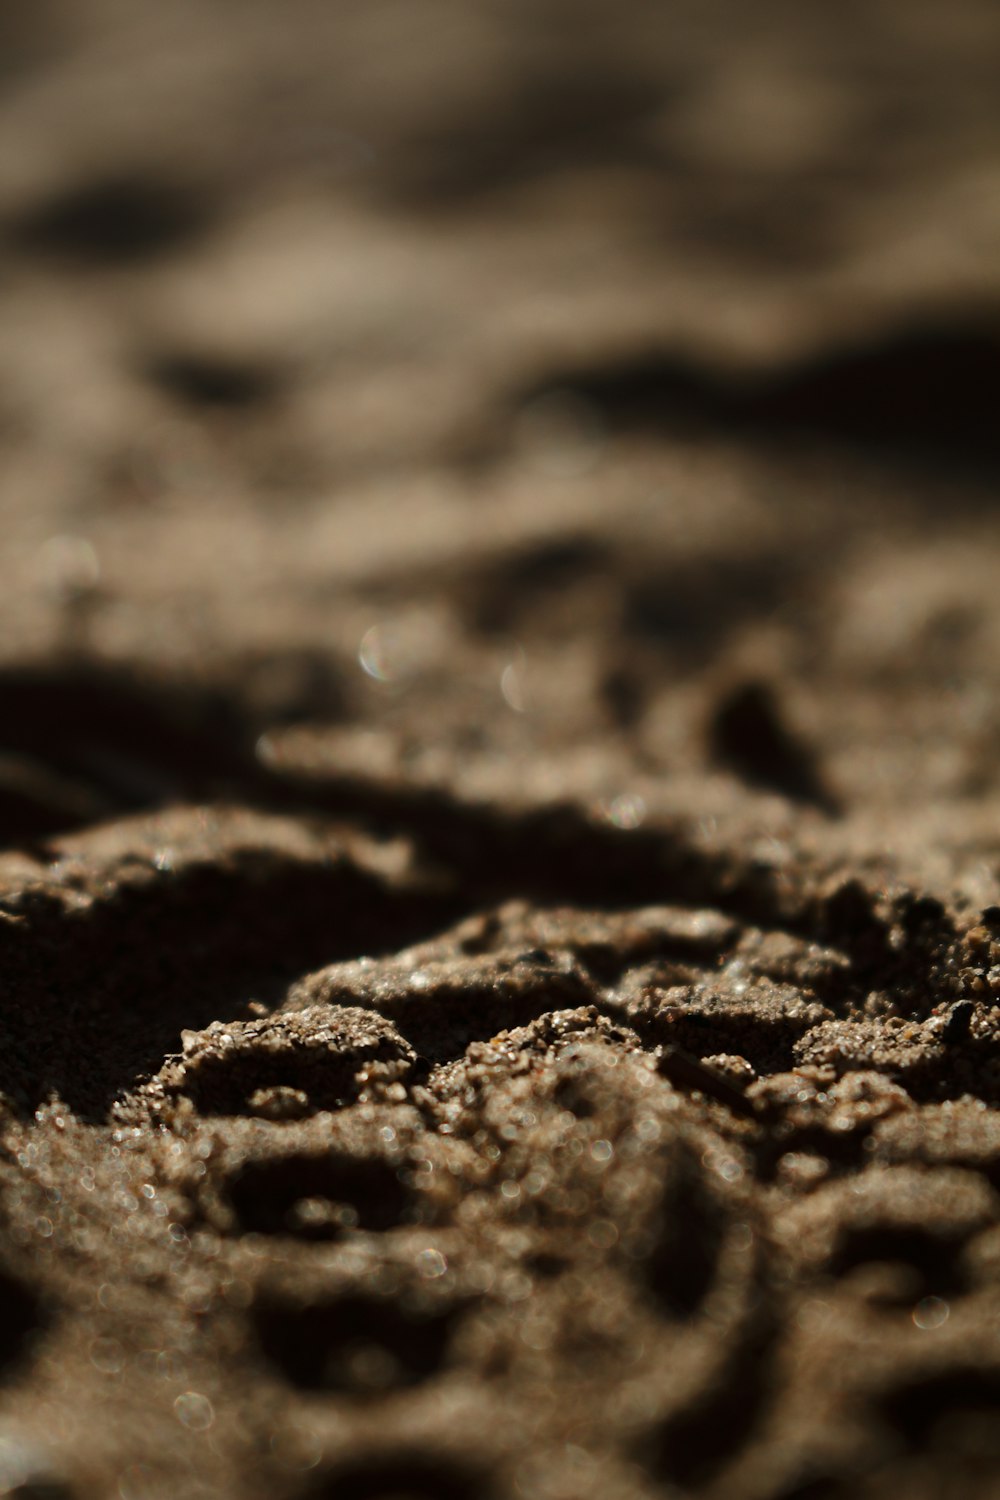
0,848,463,1121
253,1292,461,1395
0,659,354,848
0,663,943,999
301,1450,489,1500
622,551,813,664
624,999,824,1078
643,1214,780,1488
226,1153,414,1240
651,1328,780,1488
0,657,828,930
0,1267,46,1383
877,1366,1000,1452
643,1152,727,1319
260,766,824,931
517,316,1000,477
350,971,599,1068
829,1224,970,1298
707,679,840,815
753,1126,871,1184
255,771,961,1030
656,1046,759,1119
7,172,216,265
768,1472,845,1500
144,350,287,410
0,662,263,842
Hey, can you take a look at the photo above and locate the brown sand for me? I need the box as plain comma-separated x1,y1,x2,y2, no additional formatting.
1,2,1000,1497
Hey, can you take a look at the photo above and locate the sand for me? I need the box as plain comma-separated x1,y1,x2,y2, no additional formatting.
1,2,1000,1497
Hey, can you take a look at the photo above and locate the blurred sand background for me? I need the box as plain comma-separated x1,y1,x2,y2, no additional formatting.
0,0,999,882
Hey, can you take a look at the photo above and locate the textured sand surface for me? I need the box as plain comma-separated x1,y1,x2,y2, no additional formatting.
1,3,1000,1497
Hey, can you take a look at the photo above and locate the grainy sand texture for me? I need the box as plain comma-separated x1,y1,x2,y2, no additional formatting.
1,2,1000,1497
